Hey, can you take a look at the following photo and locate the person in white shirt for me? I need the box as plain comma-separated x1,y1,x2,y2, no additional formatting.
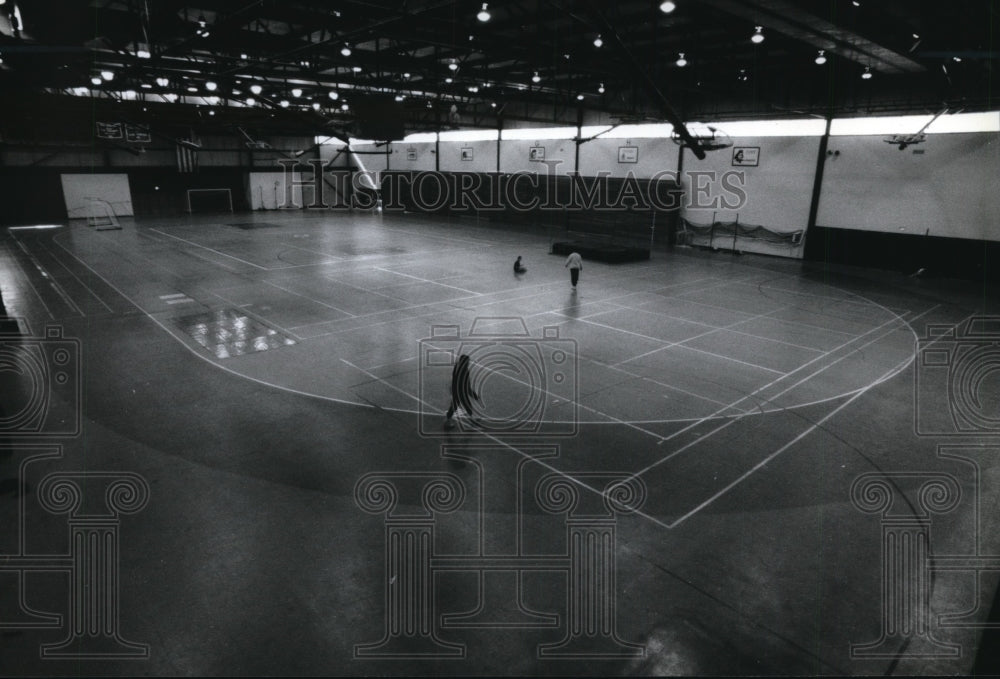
564,252,583,290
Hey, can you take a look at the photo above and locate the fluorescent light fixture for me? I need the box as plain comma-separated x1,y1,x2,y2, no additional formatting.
187,85,198,92
751,26,765,44
831,111,1000,136
403,132,437,142
501,126,577,141
660,1,676,13
477,3,490,22
9,225,63,231
136,49,151,59
467,85,479,92
439,129,499,142
141,83,152,89
352,66,362,72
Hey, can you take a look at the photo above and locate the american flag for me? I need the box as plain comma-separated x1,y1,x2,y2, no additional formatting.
176,136,200,173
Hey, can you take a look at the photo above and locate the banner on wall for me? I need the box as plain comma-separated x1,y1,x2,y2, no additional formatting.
124,124,152,143
96,122,124,139
732,146,760,167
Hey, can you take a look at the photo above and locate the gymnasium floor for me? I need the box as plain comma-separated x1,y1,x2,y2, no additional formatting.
1,210,999,676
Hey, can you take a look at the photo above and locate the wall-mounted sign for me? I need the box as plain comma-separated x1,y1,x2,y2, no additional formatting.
618,146,639,163
529,146,545,161
125,124,151,143
96,122,124,139
461,147,474,161
406,148,418,161
732,146,760,167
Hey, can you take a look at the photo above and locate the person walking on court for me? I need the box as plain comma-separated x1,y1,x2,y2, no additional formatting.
565,251,583,290
445,354,480,428
513,256,527,274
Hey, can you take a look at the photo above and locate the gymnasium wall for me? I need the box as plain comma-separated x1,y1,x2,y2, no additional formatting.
817,132,1000,241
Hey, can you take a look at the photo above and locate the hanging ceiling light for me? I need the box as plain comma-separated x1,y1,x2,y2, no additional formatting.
156,77,169,87
861,66,873,79
101,70,114,81
341,44,352,57
467,85,479,93
751,26,765,44
328,90,339,100
291,88,303,97
165,93,178,102
197,14,206,28
351,65,362,72
205,81,217,91
532,71,541,83
676,52,687,67
250,84,262,95
659,1,676,13
448,59,459,71
815,50,827,65
576,93,584,101
445,76,453,83
598,82,605,94
341,102,349,111
207,95,219,105
280,99,290,107
394,94,404,102
136,48,151,59
593,34,603,48
187,85,198,92
477,3,491,22
90,76,102,85
312,102,321,110
246,97,256,106
232,88,241,96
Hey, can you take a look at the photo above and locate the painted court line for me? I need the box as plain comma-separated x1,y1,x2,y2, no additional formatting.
37,239,116,313
150,228,269,270
373,266,482,295
264,280,357,317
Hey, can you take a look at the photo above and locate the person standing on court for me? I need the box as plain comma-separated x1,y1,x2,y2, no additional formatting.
565,251,583,290
445,354,480,428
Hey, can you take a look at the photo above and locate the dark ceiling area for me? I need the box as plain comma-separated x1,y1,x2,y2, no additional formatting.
0,0,996,139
